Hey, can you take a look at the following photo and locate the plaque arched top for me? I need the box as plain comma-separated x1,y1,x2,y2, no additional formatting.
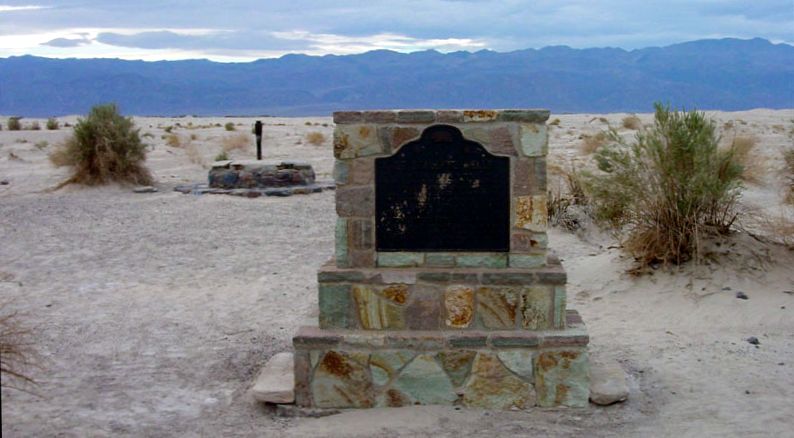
375,124,510,252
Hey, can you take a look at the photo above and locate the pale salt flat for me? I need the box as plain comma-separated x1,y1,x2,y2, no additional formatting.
1,110,793,437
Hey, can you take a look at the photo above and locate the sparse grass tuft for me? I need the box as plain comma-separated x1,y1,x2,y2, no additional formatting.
222,133,249,153
224,122,236,131
730,135,763,184
7,117,21,131
34,141,48,150
622,115,642,130
548,164,590,231
305,131,326,146
48,104,152,186
29,121,40,131
583,103,742,266
214,150,229,162
46,118,59,130
185,142,205,167
549,118,561,126
580,131,611,155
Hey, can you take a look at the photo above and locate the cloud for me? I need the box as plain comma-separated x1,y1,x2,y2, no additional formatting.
0,0,790,61
44,36,90,47
0,5,48,13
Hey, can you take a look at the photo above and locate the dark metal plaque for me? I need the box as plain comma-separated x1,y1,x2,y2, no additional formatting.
375,125,510,252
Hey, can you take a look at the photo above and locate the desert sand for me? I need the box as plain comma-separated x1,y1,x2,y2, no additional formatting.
1,110,793,437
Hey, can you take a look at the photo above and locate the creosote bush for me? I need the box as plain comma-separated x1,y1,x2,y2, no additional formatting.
224,122,236,131
7,117,21,131
49,104,152,186
583,103,743,265
29,121,41,131
305,131,326,146
46,118,59,130
0,301,38,392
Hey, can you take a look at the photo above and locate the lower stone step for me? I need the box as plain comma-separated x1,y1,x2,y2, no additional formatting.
251,352,295,404
293,310,589,410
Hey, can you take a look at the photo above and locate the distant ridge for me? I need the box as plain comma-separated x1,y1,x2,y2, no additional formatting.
1,38,792,117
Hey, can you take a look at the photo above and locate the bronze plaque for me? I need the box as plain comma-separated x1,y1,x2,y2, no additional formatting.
375,125,510,252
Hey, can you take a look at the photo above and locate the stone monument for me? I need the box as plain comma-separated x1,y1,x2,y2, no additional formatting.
292,109,589,409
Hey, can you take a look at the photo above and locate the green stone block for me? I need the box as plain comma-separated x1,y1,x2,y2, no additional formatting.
535,349,589,407
392,355,457,404
335,218,349,267
378,252,424,267
333,160,349,184
509,254,546,269
554,286,567,328
448,334,488,348
456,254,507,268
425,253,456,268
519,123,548,157
318,284,353,329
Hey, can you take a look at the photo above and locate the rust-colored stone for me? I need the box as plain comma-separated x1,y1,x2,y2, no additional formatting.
463,110,499,122
444,286,475,328
382,284,409,304
321,351,354,377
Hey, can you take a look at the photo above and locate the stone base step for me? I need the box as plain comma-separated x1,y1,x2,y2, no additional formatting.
293,310,589,410
251,352,295,404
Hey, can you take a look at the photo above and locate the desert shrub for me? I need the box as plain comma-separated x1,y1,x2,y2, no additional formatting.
306,131,326,146
142,132,154,138
165,133,184,148
214,151,229,161
549,118,561,126
622,115,642,130
222,133,249,152
190,133,198,141
49,104,152,185
580,131,611,154
730,135,762,184
163,125,174,133
0,301,38,392
46,118,59,130
29,121,41,131
224,122,235,131
7,117,21,131
583,103,743,265
34,141,48,150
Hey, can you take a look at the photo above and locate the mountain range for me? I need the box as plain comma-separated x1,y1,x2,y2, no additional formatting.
1,38,792,117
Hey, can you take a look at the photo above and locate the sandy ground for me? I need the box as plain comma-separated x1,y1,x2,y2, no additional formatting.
1,111,793,437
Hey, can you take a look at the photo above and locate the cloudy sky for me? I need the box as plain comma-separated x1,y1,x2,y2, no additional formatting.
1,1,792,61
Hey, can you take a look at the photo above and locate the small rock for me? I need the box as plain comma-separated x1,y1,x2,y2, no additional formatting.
746,337,760,345
251,352,294,404
589,358,629,406
0,179,9,185
722,287,732,291
133,186,158,193
736,292,748,300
